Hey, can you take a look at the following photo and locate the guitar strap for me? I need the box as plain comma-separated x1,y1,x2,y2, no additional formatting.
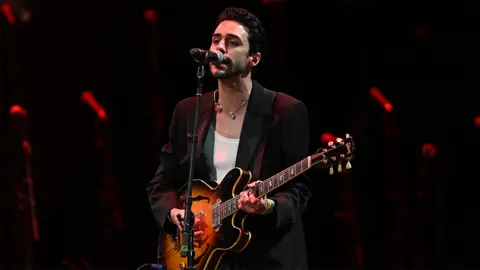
252,88,277,181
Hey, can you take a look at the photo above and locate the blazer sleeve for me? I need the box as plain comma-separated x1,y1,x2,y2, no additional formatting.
268,100,311,230
146,103,184,232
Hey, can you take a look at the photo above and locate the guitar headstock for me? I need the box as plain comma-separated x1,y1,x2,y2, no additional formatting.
311,133,355,175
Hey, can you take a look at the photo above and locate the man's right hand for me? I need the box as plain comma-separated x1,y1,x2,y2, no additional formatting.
169,208,205,247
169,208,185,231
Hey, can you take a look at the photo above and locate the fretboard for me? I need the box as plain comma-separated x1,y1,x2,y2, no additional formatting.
213,157,311,222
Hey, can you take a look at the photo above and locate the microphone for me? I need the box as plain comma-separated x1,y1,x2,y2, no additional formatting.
81,90,108,121
190,48,225,64
10,104,28,117
9,104,30,143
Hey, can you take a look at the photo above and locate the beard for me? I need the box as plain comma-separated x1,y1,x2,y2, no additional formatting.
210,59,249,79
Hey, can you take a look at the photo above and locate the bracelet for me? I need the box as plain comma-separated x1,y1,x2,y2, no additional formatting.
261,199,275,215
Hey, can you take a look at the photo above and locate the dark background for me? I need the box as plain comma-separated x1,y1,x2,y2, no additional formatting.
2,0,480,269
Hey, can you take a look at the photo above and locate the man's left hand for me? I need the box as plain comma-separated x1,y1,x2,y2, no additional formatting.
238,182,268,214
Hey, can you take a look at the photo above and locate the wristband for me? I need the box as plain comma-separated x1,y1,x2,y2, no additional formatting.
261,199,275,215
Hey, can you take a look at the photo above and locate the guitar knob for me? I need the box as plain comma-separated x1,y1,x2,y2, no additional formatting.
346,161,352,169
179,262,185,269
337,164,342,172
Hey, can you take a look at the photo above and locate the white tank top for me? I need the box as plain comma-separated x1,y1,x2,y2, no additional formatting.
213,130,240,184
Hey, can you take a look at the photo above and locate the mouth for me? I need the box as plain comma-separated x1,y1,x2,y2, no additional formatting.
221,57,231,65
212,61,228,69
217,63,228,70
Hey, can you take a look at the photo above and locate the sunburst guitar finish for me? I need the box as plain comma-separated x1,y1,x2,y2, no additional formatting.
161,134,355,270
163,168,253,270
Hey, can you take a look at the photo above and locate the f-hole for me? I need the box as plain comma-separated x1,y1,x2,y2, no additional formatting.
180,195,211,203
192,195,210,203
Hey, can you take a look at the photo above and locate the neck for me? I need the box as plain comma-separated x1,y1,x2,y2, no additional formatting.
217,75,252,110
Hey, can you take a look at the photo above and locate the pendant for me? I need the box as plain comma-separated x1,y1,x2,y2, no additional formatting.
229,112,236,120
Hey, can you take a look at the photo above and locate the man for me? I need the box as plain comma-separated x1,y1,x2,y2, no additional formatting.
146,7,311,270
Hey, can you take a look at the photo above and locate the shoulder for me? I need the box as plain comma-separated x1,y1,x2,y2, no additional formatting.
172,91,214,115
176,96,196,111
273,92,308,118
275,92,304,107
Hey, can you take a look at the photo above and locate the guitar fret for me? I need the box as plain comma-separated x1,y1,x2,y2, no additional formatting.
217,157,311,222
217,195,239,220
230,198,236,213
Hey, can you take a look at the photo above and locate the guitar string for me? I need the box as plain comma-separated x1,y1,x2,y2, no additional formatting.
165,215,210,254
175,160,312,222
164,159,310,254
215,158,310,219
165,153,348,255
214,146,352,219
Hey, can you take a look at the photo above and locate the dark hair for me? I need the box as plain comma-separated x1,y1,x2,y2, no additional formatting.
216,7,268,56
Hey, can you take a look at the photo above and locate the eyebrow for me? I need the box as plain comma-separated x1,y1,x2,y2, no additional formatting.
212,33,242,40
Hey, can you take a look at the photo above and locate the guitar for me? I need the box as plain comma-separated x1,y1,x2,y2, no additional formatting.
162,134,355,270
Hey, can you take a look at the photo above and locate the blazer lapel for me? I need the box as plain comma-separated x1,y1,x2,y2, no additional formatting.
235,81,271,171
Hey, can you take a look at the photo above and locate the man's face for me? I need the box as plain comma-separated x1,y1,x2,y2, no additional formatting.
209,20,251,79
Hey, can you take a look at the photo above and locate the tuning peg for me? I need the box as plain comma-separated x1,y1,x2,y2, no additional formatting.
337,164,342,172
336,138,343,143
329,164,334,175
328,141,334,147
346,161,352,169
346,133,350,139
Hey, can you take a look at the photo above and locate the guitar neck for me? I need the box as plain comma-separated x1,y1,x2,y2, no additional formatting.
256,156,311,198
217,157,311,221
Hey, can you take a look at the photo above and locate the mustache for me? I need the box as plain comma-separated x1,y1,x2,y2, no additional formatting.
221,57,232,64
210,58,231,67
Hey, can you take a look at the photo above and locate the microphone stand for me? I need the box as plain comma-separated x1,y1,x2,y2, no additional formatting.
180,61,206,270
11,111,40,270
23,137,39,270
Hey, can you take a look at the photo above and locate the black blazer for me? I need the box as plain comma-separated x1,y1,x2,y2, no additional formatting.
147,81,311,270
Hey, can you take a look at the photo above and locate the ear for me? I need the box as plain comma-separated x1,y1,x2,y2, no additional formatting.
249,52,261,67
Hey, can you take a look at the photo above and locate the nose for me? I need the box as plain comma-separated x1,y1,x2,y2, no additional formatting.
214,40,227,54
217,47,226,54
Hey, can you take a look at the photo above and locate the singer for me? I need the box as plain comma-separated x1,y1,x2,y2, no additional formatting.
147,7,311,270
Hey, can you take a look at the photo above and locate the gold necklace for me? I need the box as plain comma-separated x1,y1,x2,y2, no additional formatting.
213,90,247,120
